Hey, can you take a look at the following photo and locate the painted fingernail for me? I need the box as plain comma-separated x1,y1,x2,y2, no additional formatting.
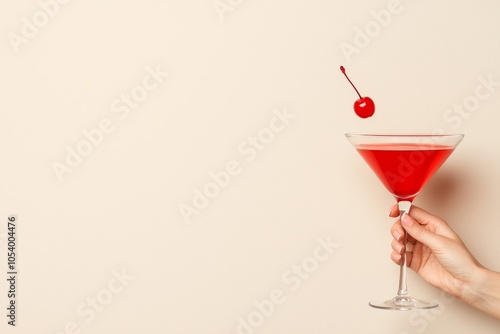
402,213,413,226
393,231,401,241
393,252,402,262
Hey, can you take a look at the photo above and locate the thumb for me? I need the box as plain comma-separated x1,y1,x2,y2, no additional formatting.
401,213,444,250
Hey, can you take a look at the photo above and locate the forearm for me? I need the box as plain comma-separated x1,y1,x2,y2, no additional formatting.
461,267,500,319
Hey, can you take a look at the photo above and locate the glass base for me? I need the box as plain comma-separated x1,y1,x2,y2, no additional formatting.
369,295,438,311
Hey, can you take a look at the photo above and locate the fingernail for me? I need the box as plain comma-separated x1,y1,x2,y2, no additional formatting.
393,253,402,262
402,213,413,226
393,231,401,241
389,206,397,216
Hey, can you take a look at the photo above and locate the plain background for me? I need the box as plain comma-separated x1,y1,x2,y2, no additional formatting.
1,0,500,333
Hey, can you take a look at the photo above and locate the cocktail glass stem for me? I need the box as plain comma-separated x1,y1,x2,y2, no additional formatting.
369,199,438,310
396,201,411,301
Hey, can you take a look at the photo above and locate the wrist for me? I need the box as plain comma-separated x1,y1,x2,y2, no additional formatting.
459,265,486,303
460,266,500,319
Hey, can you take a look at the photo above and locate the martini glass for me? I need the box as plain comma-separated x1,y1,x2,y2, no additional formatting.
345,133,464,310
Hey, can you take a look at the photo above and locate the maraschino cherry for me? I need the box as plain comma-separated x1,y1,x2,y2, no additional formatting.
340,66,375,118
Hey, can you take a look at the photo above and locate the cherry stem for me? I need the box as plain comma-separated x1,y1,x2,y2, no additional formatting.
340,66,362,99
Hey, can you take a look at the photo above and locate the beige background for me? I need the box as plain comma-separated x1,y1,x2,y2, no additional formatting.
1,0,500,333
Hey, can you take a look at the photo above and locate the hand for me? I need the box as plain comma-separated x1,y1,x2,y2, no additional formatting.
389,204,482,299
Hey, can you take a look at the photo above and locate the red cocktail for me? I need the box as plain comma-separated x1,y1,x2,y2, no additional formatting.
356,143,455,202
